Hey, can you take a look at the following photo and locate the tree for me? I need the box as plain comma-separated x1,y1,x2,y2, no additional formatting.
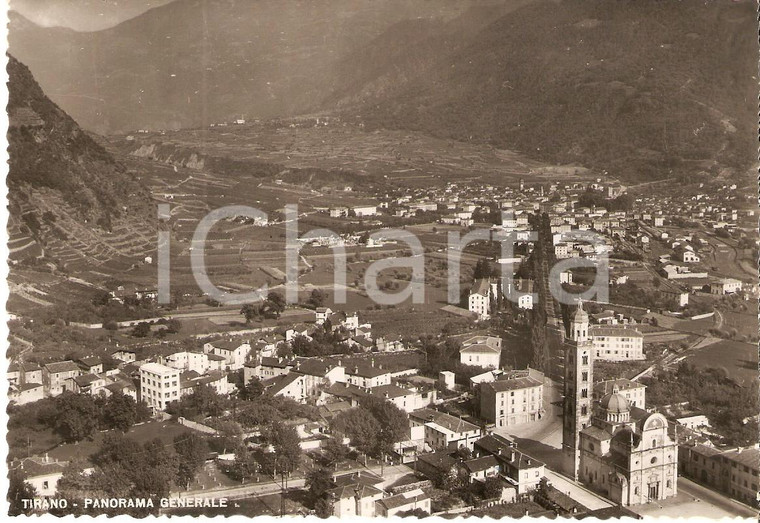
263,291,286,318
131,322,151,338
482,476,504,499
8,468,35,516
306,466,335,501
174,433,209,489
165,318,182,334
237,376,264,401
53,392,100,442
240,304,259,324
314,497,333,518
322,437,349,465
135,438,179,501
359,397,408,456
166,385,227,419
308,289,328,308
102,391,138,432
473,258,496,280
226,444,258,481
331,407,381,461
262,422,302,474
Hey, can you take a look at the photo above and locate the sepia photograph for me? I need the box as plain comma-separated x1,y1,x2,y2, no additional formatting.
3,0,759,519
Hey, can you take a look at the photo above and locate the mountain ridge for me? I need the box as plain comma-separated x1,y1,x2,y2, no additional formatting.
8,0,757,182
7,54,155,269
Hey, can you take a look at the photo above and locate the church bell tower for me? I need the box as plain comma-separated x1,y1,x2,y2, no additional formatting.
562,300,594,480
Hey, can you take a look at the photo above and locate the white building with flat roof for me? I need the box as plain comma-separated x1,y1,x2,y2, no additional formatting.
139,362,180,411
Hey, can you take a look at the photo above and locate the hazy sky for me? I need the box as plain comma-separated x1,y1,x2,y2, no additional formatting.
9,0,177,31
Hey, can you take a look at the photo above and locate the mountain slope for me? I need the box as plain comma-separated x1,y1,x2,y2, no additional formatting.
9,0,756,182
8,0,508,134
7,55,155,270
334,0,757,180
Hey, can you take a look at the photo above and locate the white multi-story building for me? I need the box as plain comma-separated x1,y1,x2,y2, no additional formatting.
710,278,742,295
590,326,645,361
594,378,646,409
409,408,481,451
480,368,544,427
459,335,502,369
468,278,491,320
203,339,251,370
162,351,210,374
139,362,180,411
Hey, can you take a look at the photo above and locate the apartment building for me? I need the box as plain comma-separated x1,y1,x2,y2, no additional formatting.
590,326,645,361
139,362,181,411
480,368,544,427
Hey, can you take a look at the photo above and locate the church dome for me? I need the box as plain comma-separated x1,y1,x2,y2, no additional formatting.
600,392,630,414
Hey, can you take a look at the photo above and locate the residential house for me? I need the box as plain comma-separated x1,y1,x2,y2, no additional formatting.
43,361,81,396
76,356,103,375
15,455,67,499
474,434,545,494
459,343,501,369
345,362,392,389
203,339,252,370
162,351,210,374
375,489,431,517
409,408,481,451
480,368,545,427
9,383,45,405
72,373,108,395
710,278,742,295
111,350,137,363
468,278,492,320
327,471,385,517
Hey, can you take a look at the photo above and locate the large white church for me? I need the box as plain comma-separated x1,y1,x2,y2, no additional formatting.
563,301,678,506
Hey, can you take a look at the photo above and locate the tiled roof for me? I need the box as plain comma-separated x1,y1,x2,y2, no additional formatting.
265,373,302,395
411,408,479,434
485,376,542,392
589,326,643,338
470,278,490,296
17,457,67,479
460,343,500,354
723,448,760,470
462,455,499,474
594,378,644,395
74,373,101,387
44,361,80,374
376,489,429,510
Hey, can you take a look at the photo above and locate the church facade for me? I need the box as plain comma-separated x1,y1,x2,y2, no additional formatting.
562,301,678,505
578,390,678,505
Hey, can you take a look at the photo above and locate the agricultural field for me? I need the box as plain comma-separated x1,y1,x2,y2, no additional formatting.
114,124,578,187
687,339,757,386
